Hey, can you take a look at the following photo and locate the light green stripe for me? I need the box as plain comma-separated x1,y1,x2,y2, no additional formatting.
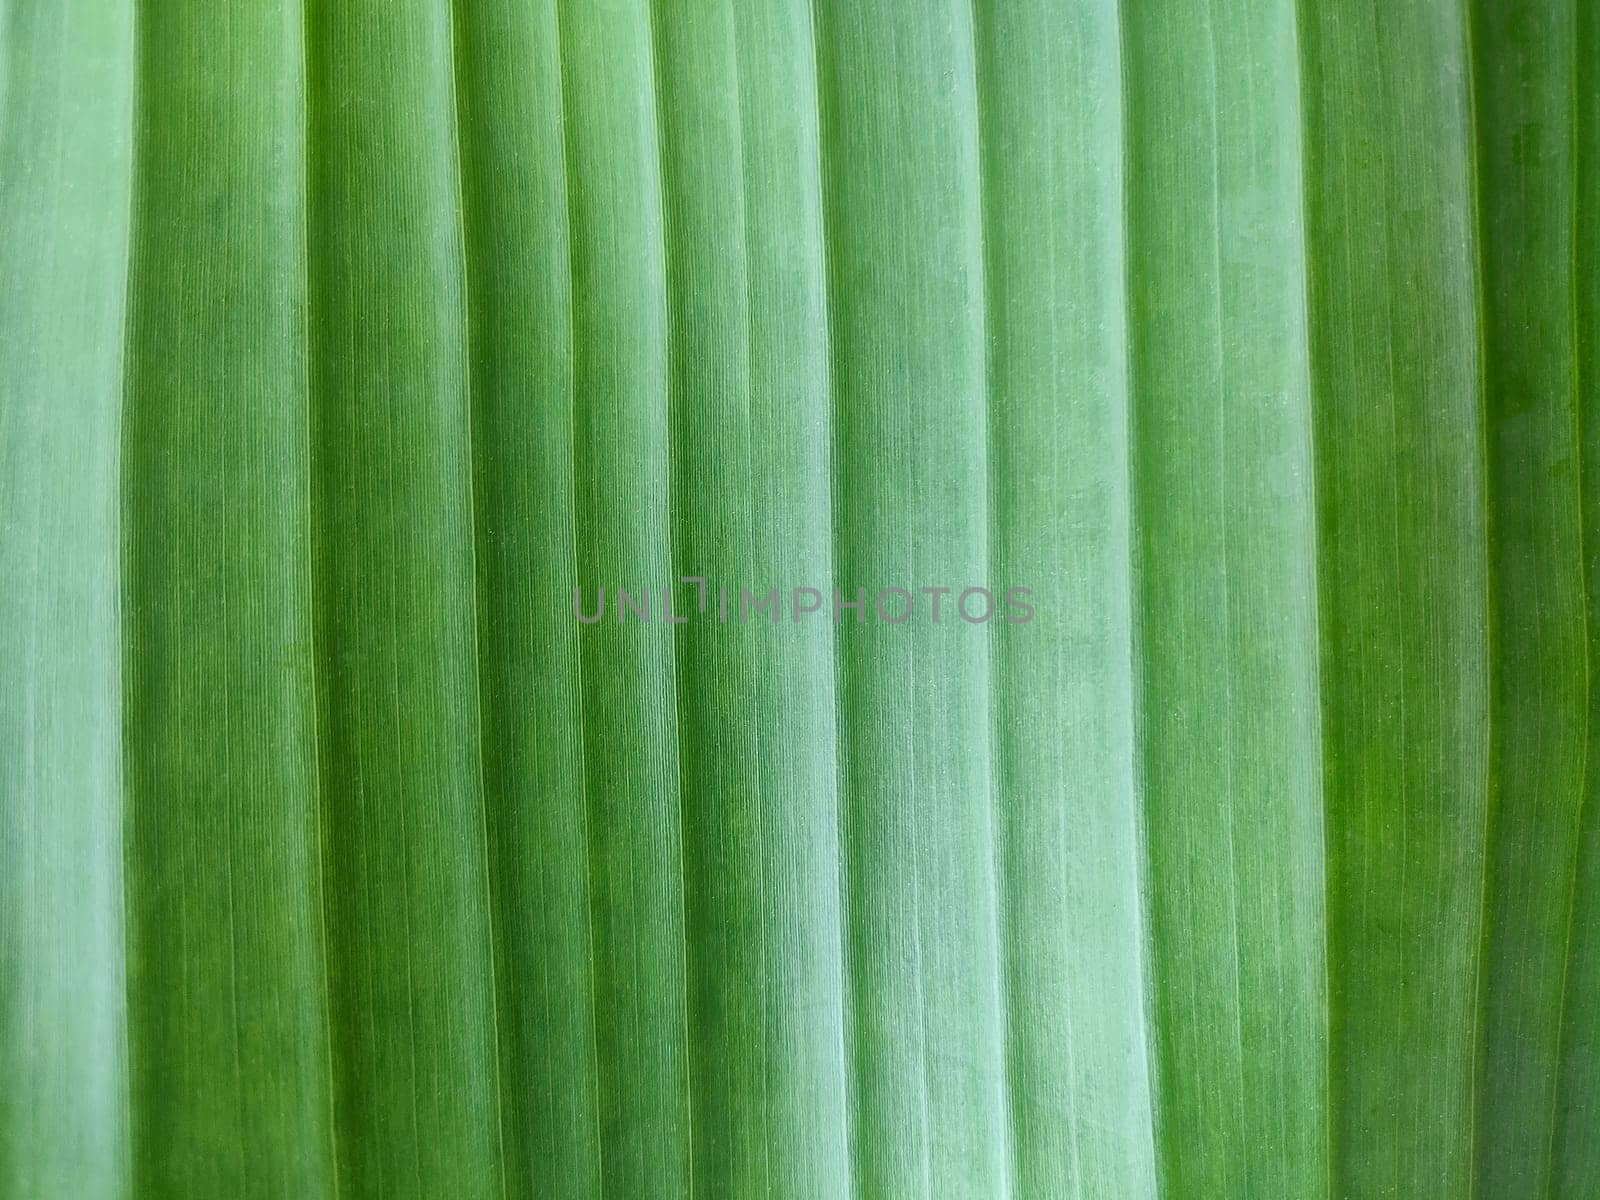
1125,1,1327,1195
0,1,133,1195
976,0,1157,1195
813,4,1011,1195
556,1,692,1195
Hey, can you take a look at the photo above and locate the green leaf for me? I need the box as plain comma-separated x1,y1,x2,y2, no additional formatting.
1,3,132,1195
2,1,1597,1198
1125,0,1326,1194
1299,3,1489,1195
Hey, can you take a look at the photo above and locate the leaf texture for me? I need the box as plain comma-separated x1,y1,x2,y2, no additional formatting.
1298,3,1490,1196
2,1,1597,1198
1125,0,1327,1195
1,1,131,1195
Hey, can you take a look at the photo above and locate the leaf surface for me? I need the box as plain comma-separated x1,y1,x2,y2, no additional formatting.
2,2,1597,1198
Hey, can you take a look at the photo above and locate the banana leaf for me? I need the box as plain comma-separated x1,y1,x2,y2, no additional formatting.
2,0,1596,1196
